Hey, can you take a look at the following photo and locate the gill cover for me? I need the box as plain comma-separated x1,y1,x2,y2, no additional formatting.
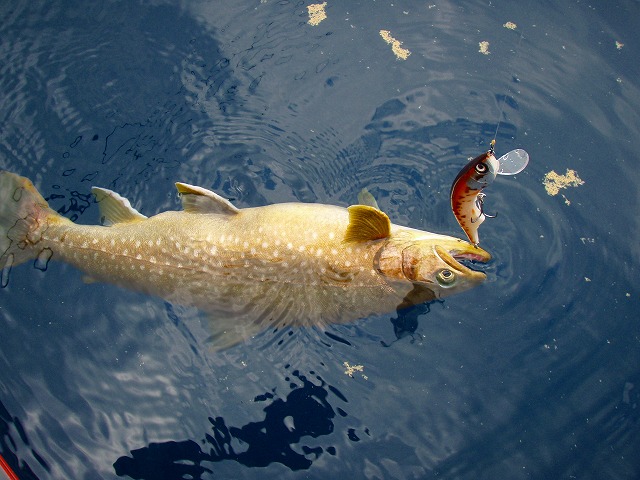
401,244,459,288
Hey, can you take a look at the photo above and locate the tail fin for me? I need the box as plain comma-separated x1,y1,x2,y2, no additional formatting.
0,171,66,286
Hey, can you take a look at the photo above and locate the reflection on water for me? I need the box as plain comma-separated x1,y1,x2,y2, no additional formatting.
114,369,349,477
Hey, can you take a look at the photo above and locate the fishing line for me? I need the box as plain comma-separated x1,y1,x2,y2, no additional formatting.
492,24,526,143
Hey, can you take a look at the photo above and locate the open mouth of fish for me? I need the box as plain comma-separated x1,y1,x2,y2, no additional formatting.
437,244,492,276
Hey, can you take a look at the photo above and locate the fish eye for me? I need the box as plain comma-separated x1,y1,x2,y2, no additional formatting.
475,162,488,174
437,269,456,286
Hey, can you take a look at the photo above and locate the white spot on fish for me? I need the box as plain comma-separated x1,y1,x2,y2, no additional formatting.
345,261,352,267
110,239,115,247
156,238,161,246
262,241,269,249
92,238,98,245
150,257,156,263
298,245,305,253
312,232,318,240
147,240,153,247
82,242,88,248
136,254,142,260
316,249,323,257
331,248,338,256
243,241,249,248
210,246,217,255
220,235,225,243
123,249,129,255
135,240,141,248
287,242,293,250
329,232,335,240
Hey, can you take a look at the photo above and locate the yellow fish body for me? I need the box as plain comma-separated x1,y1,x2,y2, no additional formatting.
0,171,490,348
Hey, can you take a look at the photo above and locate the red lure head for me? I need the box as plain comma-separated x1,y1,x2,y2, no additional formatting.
450,149,499,245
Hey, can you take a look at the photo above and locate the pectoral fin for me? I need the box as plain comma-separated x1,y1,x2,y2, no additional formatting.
344,205,391,243
91,187,147,226
175,183,240,215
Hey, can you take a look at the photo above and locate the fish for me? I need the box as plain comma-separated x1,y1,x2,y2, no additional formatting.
0,171,490,349
450,147,499,246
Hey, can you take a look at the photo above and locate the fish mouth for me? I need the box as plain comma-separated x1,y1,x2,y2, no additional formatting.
435,241,491,279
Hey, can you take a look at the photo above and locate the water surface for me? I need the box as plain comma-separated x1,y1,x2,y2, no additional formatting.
1,1,639,479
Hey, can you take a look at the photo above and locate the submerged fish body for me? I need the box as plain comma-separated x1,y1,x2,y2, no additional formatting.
1,171,490,348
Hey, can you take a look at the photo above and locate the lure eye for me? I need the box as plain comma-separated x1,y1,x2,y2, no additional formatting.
437,269,456,286
475,162,488,174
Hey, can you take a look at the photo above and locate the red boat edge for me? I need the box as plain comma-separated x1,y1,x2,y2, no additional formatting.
0,453,20,480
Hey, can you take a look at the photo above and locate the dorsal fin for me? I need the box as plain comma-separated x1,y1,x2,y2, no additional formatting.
357,187,380,210
91,187,147,226
175,183,240,215
344,205,391,243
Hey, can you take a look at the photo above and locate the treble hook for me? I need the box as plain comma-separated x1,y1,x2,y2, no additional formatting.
476,192,497,219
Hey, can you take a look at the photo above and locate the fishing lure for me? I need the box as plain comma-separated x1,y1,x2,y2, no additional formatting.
450,144,499,246
450,141,529,246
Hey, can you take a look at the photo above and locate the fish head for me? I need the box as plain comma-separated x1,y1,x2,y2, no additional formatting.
377,232,491,300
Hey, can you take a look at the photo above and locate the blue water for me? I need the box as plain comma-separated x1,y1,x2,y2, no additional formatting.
1,0,639,478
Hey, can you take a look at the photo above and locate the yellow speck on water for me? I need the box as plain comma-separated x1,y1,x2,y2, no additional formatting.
543,169,585,196
307,2,327,26
379,30,411,60
503,21,517,30
615,40,624,50
479,41,490,55
343,361,366,379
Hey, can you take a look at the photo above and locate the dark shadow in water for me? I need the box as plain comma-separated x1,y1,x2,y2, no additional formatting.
0,399,45,480
114,369,345,479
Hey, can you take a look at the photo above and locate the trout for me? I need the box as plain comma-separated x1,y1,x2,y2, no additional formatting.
0,171,490,349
